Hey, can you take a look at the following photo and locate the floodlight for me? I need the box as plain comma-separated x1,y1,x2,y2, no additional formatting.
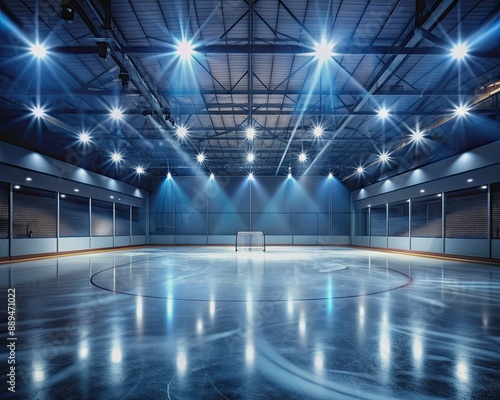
135,166,145,174
378,107,389,119
313,126,323,137
246,127,256,140
111,152,122,162
31,106,45,118
247,152,255,163
378,152,389,163
118,71,129,87
110,108,123,120
455,105,469,117
61,1,74,22
411,129,424,142
196,153,205,163
298,152,307,162
314,40,334,62
31,42,47,59
176,126,188,138
177,40,193,60
78,132,91,143
451,43,468,59
356,166,364,174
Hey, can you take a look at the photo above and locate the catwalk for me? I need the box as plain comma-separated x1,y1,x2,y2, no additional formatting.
0,246,499,399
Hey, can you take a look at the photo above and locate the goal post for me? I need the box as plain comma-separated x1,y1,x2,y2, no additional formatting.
235,231,266,251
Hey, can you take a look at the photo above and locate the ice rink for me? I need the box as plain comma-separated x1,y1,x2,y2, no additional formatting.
1,246,499,399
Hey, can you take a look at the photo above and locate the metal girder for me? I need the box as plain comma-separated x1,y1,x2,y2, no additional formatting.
2,107,498,117
22,88,478,97
7,108,499,117
49,44,500,57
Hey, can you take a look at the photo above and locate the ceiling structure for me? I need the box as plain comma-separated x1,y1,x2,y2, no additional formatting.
0,0,499,190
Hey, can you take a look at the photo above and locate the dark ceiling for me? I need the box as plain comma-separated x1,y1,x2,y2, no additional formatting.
0,0,499,190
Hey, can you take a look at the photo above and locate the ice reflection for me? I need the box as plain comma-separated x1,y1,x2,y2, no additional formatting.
326,277,334,317
456,361,469,382
136,296,143,332
287,296,294,315
246,341,255,367
166,298,173,318
196,318,203,335
314,349,324,374
358,304,365,328
33,364,45,383
246,294,253,316
176,350,187,376
111,343,122,364
209,299,216,318
298,312,306,339
412,335,423,362
79,340,89,360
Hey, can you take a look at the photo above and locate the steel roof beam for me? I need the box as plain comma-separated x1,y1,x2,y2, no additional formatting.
21,88,478,97
3,108,498,116
49,45,500,57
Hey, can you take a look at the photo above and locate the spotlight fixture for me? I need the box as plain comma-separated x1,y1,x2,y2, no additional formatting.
118,70,129,87
287,171,292,180
31,106,45,119
78,132,91,143
248,172,254,180
177,39,193,60
167,172,172,180
210,173,215,180
196,153,205,163
356,166,364,174
247,152,255,163
97,42,107,59
31,42,47,59
378,152,390,163
61,0,75,22
135,166,145,175
110,108,123,120
451,43,468,59
246,127,256,140
176,126,188,138
411,129,424,142
455,105,469,117
314,40,334,62
298,152,307,163
327,172,333,179
313,126,323,138
377,107,389,119
111,152,122,162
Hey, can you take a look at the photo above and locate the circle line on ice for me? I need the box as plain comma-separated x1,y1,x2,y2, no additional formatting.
90,248,412,301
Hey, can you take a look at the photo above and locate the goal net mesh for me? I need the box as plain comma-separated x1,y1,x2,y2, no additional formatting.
235,231,266,251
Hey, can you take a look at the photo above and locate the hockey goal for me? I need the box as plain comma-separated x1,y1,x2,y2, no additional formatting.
235,231,266,251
